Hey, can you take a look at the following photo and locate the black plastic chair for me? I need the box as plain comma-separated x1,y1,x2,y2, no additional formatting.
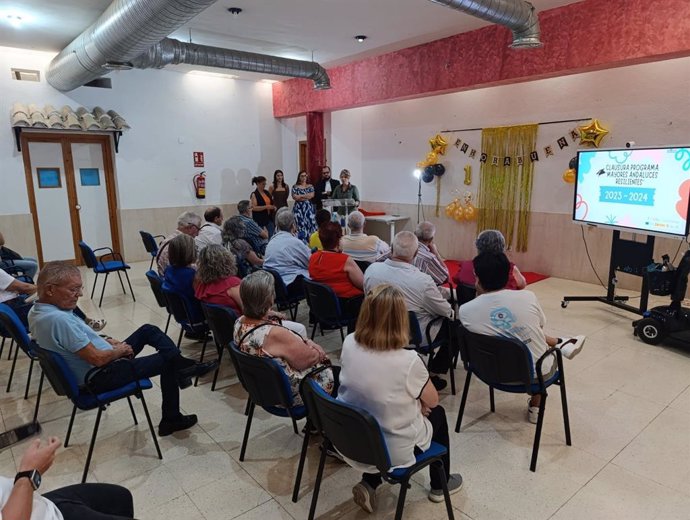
303,279,350,341
139,231,166,270
408,311,457,395
78,241,135,307
32,344,162,482
263,267,304,321
354,260,371,273
200,302,238,391
455,328,571,472
303,378,455,520
161,285,209,350
0,304,43,422
226,342,307,462
145,270,172,334
456,283,476,306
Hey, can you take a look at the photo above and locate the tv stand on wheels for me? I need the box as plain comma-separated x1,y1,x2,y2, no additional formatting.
561,230,654,316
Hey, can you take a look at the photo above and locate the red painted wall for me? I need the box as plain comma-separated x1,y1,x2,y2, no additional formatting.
273,0,690,118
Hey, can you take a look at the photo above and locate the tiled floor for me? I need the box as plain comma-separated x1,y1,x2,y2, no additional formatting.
2,262,689,520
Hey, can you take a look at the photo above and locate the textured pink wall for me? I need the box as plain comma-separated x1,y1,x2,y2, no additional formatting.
273,0,690,118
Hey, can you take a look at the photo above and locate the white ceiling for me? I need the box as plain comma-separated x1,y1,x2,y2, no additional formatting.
0,0,582,72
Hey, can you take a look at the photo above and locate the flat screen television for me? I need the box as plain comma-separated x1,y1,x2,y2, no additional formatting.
573,146,690,238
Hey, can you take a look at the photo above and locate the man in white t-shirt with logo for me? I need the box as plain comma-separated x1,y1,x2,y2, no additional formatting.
459,252,585,423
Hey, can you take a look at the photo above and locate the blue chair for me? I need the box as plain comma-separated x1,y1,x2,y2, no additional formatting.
0,304,43,422
408,311,458,395
302,279,350,341
139,231,165,271
144,270,172,335
161,285,210,351
78,241,135,307
263,267,304,321
303,378,455,520
455,328,571,472
226,342,307,462
32,344,162,483
200,302,238,391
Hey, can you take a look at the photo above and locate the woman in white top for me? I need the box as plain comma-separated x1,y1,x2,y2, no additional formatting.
337,284,462,513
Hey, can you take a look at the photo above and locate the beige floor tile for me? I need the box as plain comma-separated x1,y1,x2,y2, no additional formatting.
231,499,295,520
187,470,272,520
138,494,206,520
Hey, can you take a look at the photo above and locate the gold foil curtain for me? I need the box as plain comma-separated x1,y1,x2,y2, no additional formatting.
477,124,538,252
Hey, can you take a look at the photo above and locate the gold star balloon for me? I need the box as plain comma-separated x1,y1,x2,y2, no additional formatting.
578,119,609,148
429,134,448,155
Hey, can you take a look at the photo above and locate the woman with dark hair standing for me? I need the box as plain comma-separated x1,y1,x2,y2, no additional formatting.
268,169,290,212
250,176,276,236
291,170,317,243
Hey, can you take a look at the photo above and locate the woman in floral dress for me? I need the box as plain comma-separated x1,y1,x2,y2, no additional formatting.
291,170,317,243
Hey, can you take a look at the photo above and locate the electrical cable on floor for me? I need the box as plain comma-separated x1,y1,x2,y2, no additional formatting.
581,226,607,289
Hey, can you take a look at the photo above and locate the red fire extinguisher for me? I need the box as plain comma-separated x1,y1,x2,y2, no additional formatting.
193,171,206,199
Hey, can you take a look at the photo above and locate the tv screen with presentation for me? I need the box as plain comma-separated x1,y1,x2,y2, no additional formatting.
573,147,690,238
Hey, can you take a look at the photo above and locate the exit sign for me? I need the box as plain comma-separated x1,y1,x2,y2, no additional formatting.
193,152,204,167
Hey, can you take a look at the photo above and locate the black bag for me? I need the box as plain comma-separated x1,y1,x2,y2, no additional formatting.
0,246,22,262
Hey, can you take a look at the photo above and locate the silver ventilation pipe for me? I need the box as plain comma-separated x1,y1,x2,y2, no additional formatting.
131,38,331,90
47,0,219,92
427,0,542,48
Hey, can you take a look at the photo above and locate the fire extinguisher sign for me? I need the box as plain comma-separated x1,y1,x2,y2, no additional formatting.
193,152,205,168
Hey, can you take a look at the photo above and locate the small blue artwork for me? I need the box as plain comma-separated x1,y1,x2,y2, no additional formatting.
37,168,61,188
80,168,101,186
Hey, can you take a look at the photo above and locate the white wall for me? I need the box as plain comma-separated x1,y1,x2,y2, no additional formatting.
0,46,283,214
326,57,690,214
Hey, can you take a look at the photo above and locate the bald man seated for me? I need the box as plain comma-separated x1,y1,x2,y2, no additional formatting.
28,262,217,436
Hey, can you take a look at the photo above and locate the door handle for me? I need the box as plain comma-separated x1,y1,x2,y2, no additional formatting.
75,204,81,210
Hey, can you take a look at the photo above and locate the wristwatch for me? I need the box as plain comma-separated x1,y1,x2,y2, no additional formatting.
14,470,41,490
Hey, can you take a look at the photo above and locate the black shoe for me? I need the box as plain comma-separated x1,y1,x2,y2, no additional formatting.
431,376,447,391
158,414,198,436
177,360,219,381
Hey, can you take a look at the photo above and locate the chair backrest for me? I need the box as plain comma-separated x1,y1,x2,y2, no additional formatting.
32,343,80,399
78,241,97,269
408,310,423,347
460,328,535,392
457,283,477,306
228,342,295,409
145,270,169,310
139,231,159,256
355,260,371,273
304,378,391,474
303,279,343,323
162,286,205,330
0,303,34,355
201,303,238,351
263,266,291,303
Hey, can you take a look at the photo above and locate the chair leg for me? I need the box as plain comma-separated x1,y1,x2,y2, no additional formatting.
339,327,345,341
292,423,311,502
239,401,255,462
126,396,138,425
307,439,329,520
139,392,163,460
6,339,13,360
290,415,299,435
489,387,495,412
455,370,472,433
116,270,126,294
149,256,154,271
164,313,171,335
244,399,251,416
310,323,317,340
449,361,456,396
558,380,572,446
176,328,183,348
6,341,20,392
393,477,410,520
90,273,99,299
82,407,104,483
435,463,456,520
65,405,78,447
0,336,5,358
194,335,210,387
98,273,109,307
32,372,44,424
530,393,548,472
211,346,223,392
124,271,136,302
24,358,34,400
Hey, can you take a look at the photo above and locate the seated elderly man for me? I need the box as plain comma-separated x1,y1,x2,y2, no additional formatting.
264,208,311,293
237,200,268,256
29,262,217,436
364,231,454,390
459,252,585,424
195,206,224,249
156,211,202,276
340,211,390,263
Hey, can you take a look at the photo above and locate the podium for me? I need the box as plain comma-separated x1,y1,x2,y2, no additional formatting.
322,199,357,231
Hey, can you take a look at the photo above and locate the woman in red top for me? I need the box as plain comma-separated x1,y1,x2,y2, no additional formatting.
308,221,364,331
194,244,243,315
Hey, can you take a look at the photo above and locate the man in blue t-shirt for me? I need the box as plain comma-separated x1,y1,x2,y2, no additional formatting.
28,262,217,437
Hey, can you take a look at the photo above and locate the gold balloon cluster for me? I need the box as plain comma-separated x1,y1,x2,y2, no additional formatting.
417,134,448,168
445,192,477,222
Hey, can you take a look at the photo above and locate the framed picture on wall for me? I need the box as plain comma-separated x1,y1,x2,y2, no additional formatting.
36,167,61,189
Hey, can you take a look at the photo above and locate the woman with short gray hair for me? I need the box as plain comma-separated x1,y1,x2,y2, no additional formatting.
233,271,334,404
194,244,243,315
453,229,526,290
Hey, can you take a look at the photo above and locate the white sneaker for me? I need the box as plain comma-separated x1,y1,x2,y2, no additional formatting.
428,473,463,502
528,400,539,424
352,481,377,513
558,335,586,359
86,317,107,332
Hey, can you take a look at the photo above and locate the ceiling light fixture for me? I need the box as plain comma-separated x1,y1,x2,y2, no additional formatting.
354,35,367,43
227,7,242,17
7,14,22,28
261,79,277,84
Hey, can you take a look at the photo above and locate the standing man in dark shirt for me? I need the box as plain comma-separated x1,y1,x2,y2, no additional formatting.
314,165,340,210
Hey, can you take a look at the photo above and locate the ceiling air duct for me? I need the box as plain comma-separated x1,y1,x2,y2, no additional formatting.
130,38,331,90
427,0,542,48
